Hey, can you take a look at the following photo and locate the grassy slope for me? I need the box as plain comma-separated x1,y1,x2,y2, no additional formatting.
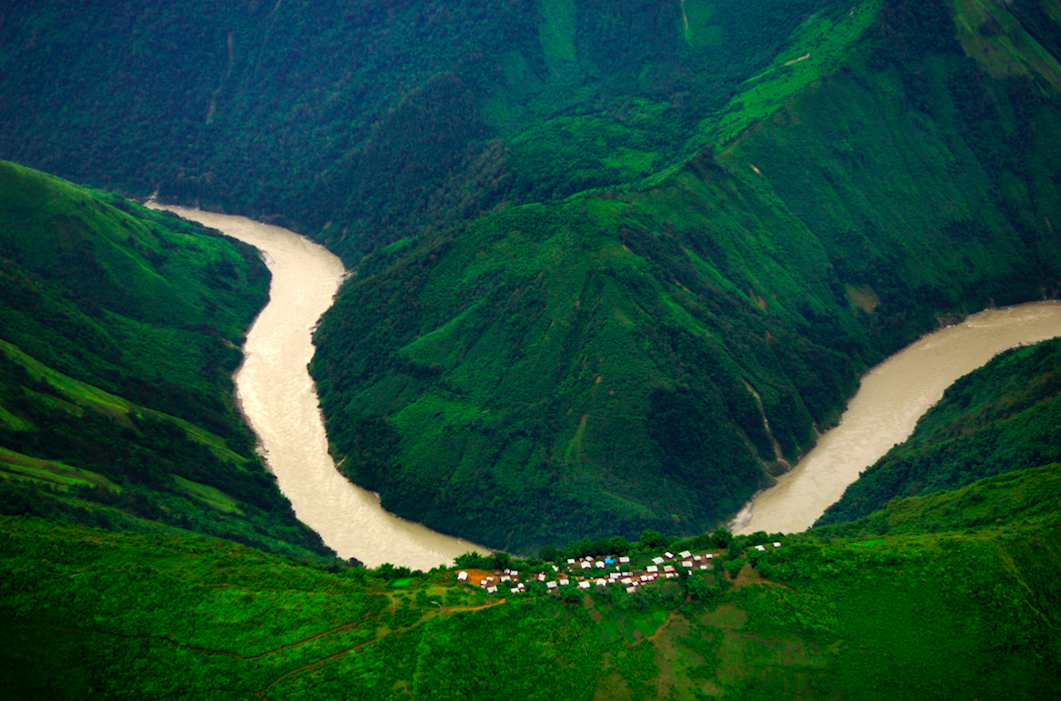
2,462,1059,699
819,337,1061,525
0,161,333,560
311,0,1061,551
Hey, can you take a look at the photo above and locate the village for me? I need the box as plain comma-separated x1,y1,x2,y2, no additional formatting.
457,542,783,596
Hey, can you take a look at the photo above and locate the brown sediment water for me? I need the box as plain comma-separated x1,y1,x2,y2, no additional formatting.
733,302,1061,535
147,204,489,569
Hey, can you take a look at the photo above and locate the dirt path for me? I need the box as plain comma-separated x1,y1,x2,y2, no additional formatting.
256,597,509,698
49,613,378,662
632,593,691,647
40,594,510,699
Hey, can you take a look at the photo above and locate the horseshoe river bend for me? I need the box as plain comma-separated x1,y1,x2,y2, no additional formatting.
150,205,1061,566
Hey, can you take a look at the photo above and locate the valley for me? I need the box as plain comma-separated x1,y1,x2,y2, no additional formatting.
3,0,1061,696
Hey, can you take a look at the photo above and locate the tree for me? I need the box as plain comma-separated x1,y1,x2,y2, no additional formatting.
711,527,733,548
639,529,670,551
489,551,512,570
686,575,714,601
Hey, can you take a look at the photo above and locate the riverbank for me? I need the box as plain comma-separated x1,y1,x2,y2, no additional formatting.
146,204,489,569
735,301,1061,535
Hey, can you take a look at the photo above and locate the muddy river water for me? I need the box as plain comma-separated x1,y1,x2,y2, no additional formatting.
151,204,1061,556
149,205,488,569
733,301,1061,535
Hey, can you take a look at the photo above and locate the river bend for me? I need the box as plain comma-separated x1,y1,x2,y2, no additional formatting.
734,302,1061,535
149,205,488,569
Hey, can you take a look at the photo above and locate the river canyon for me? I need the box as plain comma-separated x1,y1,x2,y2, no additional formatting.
150,205,1061,559
147,204,489,569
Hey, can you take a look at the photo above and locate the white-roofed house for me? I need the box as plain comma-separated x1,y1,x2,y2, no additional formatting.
457,571,468,581
679,550,692,559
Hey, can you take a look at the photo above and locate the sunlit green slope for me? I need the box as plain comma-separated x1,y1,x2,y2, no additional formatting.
3,461,1059,699
0,161,331,560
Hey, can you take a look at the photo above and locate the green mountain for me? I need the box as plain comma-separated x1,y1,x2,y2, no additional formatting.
0,160,333,561
309,0,1061,550
4,0,1061,549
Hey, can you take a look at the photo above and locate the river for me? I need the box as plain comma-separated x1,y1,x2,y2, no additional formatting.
733,301,1061,535
146,205,1061,552
147,204,489,569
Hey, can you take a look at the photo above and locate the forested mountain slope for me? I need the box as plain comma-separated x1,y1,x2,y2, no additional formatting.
818,336,1061,526
0,161,333,560
4,0,1061,549
310,0,1061,549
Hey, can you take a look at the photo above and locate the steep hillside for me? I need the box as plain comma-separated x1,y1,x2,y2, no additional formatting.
4,0,1061,549
0,161,332,560
311,0,1061,550
3,462,1060,699
818,337,1061,526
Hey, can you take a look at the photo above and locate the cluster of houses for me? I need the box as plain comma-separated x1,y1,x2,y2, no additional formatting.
457,543,782,596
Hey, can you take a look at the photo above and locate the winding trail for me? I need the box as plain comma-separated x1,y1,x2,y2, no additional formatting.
43,594,511,698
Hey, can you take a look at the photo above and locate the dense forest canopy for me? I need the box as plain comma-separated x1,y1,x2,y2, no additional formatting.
3,0,1061,550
